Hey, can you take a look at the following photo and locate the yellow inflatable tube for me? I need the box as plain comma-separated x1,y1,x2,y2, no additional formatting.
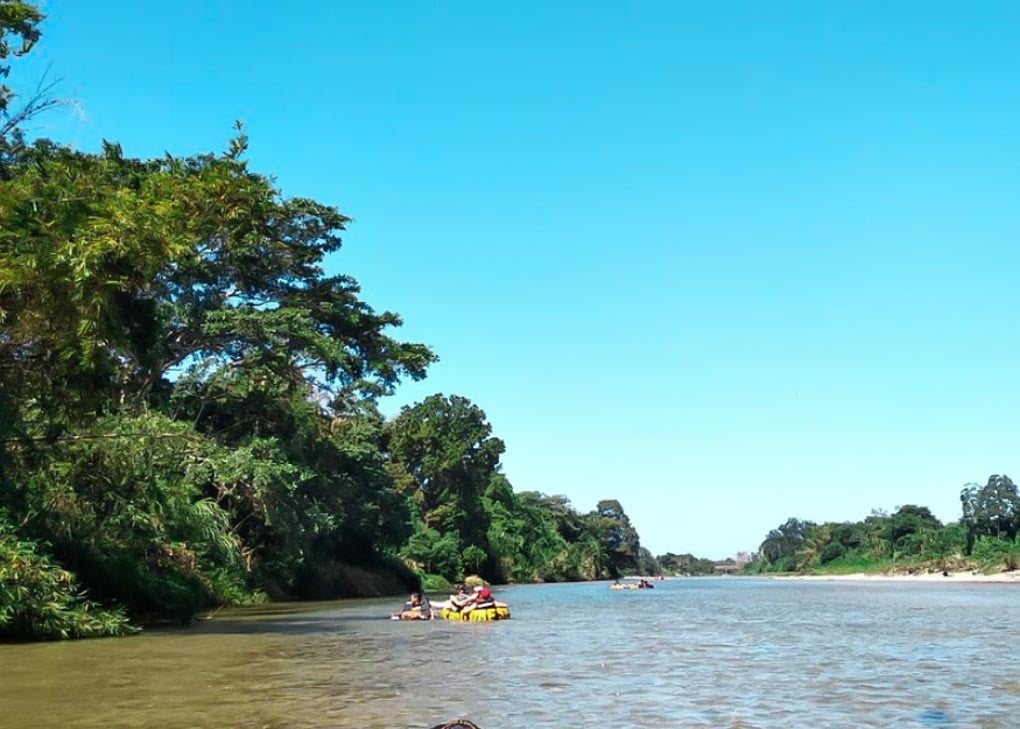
440,605,511,622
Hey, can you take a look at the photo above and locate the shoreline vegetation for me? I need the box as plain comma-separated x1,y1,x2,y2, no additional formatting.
3,5,1020,643
637,571,1020,584
739,474,1020,585
772,571,1020,584
0,5,651,641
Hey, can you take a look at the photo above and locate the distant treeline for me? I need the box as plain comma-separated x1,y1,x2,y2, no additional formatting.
745,475,1020,575
0,5,647,640
649,553,723,576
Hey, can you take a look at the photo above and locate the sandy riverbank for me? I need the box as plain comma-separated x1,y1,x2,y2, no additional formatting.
773,571,1020,584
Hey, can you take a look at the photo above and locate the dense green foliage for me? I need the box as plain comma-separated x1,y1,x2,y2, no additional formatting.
748,475,1020,575
0,512,133,639
656,552,719,576
0,4,646,639
385,394,643,584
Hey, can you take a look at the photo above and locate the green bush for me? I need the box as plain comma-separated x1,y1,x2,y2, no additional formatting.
19,414,253,623
970,537,1020,571
400,527,463,579
418,572,452,593
0,518,134,640
807,553,895,575
820,542,846,564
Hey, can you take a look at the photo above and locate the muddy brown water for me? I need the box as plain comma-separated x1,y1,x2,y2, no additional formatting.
2,579,1019,728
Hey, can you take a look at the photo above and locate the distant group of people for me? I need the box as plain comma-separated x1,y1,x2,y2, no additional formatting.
610,577,659,590
391,584,499,621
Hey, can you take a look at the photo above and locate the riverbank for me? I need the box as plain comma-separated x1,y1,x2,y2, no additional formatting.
773,570,1020,584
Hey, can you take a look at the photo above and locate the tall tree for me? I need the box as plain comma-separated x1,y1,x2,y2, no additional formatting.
385,394,504,579
0,1,43,130
887,504,942,554
960,475,1020,550
0,134,434,427
589,499,641,576
758,518,815,568
1,123,435,627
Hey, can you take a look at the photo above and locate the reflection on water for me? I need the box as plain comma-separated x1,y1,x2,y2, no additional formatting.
2,580,1019,728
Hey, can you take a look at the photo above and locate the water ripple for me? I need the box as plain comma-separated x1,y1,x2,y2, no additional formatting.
1,580,1019,728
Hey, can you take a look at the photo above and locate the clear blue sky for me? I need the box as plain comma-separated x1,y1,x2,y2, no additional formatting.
16,1,1020,558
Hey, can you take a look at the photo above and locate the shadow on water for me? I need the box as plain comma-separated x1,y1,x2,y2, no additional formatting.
185,615,349,636
155,612,393,636
919,708,954,725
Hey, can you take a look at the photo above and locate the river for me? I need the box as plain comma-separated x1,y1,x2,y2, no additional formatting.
2,578,1018,728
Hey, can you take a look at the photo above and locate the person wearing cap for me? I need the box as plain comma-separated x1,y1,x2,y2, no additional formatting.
475,585,494,605
461,585,495,616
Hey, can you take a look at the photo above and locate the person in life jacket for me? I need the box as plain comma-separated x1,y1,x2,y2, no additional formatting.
461,585,496,615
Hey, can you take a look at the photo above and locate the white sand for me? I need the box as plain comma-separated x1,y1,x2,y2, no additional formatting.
773,570,1020,584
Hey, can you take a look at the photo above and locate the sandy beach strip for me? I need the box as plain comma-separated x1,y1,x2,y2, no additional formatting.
772,571,1020,584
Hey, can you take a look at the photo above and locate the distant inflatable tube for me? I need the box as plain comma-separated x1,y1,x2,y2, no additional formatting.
440,605,511,621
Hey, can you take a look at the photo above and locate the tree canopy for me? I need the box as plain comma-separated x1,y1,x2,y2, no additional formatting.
0,3,651,639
